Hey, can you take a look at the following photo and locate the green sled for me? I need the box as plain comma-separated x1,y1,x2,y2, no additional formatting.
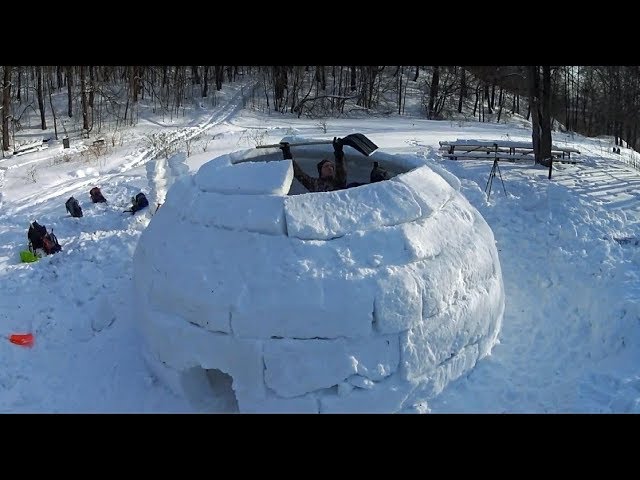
20,250,39,263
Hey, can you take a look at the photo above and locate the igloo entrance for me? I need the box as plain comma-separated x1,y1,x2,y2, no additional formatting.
180,366,239,413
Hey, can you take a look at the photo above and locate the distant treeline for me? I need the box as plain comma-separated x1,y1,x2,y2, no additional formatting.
1,66,637,155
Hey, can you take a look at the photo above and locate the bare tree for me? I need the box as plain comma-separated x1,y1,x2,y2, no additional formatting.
47,67,59,140
80,65,90,134
202,65,209,97
528,65,553,166
36,66,47,130
214,65,224,91
56,66,63,90
496,87,504,123
272,66,288,113
66,66,73,117
458,68,466,113
2,66,11,151
315,66,326,91
397,66,404,115
484,83,492,114
89,65,95,111
16,68,21,103
350,66,357,91
192,66,200,85
427,66,440,119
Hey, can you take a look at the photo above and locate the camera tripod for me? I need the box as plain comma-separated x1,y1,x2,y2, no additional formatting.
485,155,507,200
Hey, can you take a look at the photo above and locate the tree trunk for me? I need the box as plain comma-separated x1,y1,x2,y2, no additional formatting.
496,87,504,123
472,83,480,117
16,68,21,103
215,65,224,91
413,65,419,82
398,66,403,115
574,66,580,132
350,66,357,91
272,66,288,112
89,65,95,112
484,83,493,114
130,65,139,103
47,69,58,140
317,66,326,90
192,66,200,84
528,65,554,167
56,65,63,90
36,66,47,130
458,69,466,113
427,66,440,119
66,66,73,117
564,67,570,131
2,66,11,151
529,66,541,163
539,65,553,166
202,65,209,97
80,65,90,132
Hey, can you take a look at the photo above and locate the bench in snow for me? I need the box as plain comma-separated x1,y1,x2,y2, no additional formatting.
441,152,534,162
13,139,48,156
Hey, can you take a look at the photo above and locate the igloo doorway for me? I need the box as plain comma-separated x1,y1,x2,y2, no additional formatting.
180,366,239,413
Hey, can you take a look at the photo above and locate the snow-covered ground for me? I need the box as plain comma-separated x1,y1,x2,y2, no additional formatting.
1,78,639,413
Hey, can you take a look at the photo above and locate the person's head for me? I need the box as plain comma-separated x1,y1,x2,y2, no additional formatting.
317,159,335,179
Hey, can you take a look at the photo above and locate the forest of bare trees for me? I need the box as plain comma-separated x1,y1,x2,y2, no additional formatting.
2,66,640,163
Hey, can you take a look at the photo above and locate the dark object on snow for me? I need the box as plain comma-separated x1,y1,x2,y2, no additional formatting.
258,133,378,157
343,161,388,189
28,221,62,255
62,137,70,149
65,197,83,218
124,192,149,214
370,161,389,183
28,221,47,251
89,186,107,203
613,236,639,246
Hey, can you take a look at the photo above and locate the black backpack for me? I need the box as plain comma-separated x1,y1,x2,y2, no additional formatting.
124,192,149,215
370,161,389,183
65,196,83,218
28,221,62,255
89,187,107,203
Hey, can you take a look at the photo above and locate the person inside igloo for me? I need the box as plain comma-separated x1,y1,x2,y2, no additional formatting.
281,137,347,192
282,135,389,192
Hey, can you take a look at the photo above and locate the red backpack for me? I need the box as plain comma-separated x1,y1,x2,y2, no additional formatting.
89,187,107,203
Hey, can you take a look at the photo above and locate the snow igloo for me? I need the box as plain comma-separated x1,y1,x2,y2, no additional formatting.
132,137,505,413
